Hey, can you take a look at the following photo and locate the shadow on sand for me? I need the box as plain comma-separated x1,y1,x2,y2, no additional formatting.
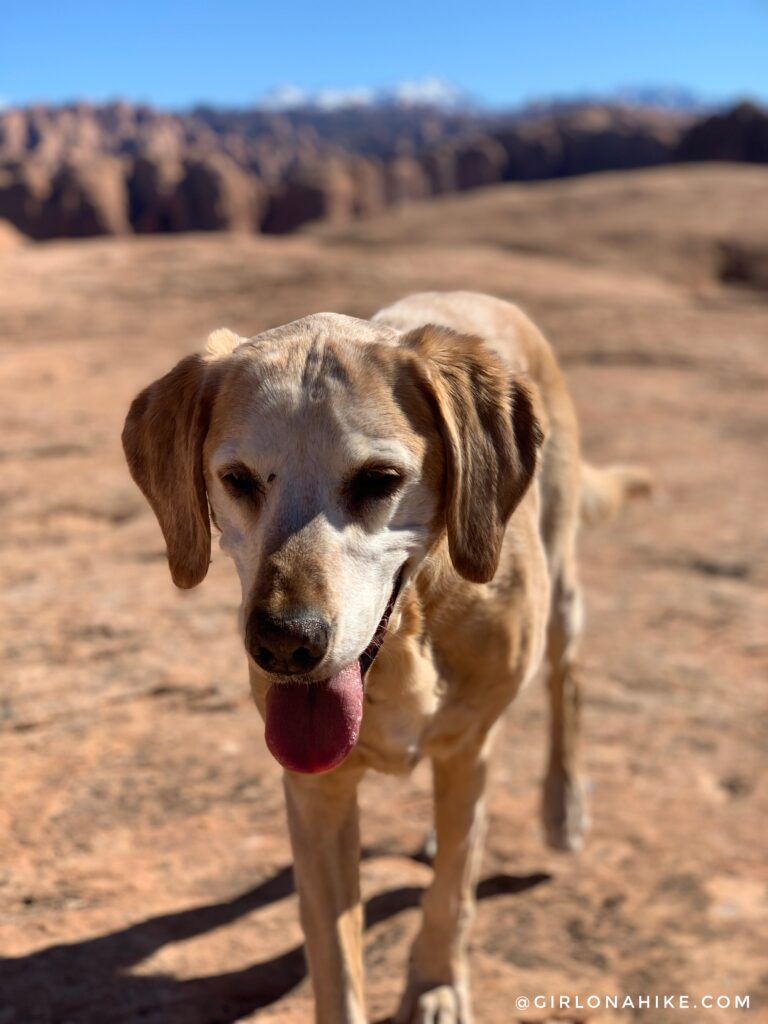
0,852,550,1023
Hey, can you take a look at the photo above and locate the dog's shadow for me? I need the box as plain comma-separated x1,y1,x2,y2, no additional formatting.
0,850,550,1023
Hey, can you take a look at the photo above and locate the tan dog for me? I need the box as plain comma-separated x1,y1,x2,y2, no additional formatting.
123,291,649,1024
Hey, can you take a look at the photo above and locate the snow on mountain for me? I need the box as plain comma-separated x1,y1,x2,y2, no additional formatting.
256,80,709,116
257,77,471,111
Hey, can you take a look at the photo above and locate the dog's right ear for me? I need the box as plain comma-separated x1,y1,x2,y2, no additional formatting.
122,354,215,589
403,325,545,584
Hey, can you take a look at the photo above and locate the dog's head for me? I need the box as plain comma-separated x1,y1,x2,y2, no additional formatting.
123,313,543,772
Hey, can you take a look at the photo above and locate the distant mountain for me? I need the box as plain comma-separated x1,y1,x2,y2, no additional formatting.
612,86,709,112
256,77,475,112
251,79,708,116
516,86,709,118
0,95,765,241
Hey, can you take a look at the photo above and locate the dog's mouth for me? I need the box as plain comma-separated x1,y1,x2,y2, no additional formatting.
264,569,404,775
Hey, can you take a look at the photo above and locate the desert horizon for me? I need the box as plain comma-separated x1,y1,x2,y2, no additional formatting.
1,93,766,244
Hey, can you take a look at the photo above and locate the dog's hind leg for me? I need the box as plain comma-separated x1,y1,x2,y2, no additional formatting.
284,766,367,1024
537,412,591,852
540,457,649,849
541,547,590,852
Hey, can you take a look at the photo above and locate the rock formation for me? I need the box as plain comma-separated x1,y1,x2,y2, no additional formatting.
0,100,765,240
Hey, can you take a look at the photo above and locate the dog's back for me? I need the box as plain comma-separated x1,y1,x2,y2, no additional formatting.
376,290,650,554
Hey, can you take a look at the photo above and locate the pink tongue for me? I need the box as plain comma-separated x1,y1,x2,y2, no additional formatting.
265,662,363,774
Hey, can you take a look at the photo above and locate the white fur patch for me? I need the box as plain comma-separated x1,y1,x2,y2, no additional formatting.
206,328,245,357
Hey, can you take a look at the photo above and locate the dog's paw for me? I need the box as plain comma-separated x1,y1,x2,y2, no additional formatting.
542,770,591,852
395,980,472,1024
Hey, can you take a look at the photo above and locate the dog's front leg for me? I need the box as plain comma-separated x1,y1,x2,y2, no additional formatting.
284,766,367,1024
396,731,495,1024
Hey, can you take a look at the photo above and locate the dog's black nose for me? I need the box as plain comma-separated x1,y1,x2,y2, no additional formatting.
246,609,330,675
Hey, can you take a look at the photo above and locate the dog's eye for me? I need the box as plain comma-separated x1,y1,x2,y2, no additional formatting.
221,467,263,501
348,467,403,506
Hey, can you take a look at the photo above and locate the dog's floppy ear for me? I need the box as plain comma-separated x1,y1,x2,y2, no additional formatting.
122,354,215,589
404,324,545,584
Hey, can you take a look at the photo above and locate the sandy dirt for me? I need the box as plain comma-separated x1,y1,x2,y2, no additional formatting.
0,165,766,1023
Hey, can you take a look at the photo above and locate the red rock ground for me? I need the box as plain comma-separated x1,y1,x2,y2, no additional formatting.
0,165,766,1023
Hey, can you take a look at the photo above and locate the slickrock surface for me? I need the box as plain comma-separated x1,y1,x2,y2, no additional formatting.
1,165,766,1023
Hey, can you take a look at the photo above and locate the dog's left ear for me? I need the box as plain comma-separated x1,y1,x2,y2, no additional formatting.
122,354,216,589
404,324,545,584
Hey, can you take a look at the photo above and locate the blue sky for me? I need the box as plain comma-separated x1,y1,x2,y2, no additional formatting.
2,0,767,109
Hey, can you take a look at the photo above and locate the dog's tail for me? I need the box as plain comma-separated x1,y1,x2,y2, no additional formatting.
580,461,652,526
